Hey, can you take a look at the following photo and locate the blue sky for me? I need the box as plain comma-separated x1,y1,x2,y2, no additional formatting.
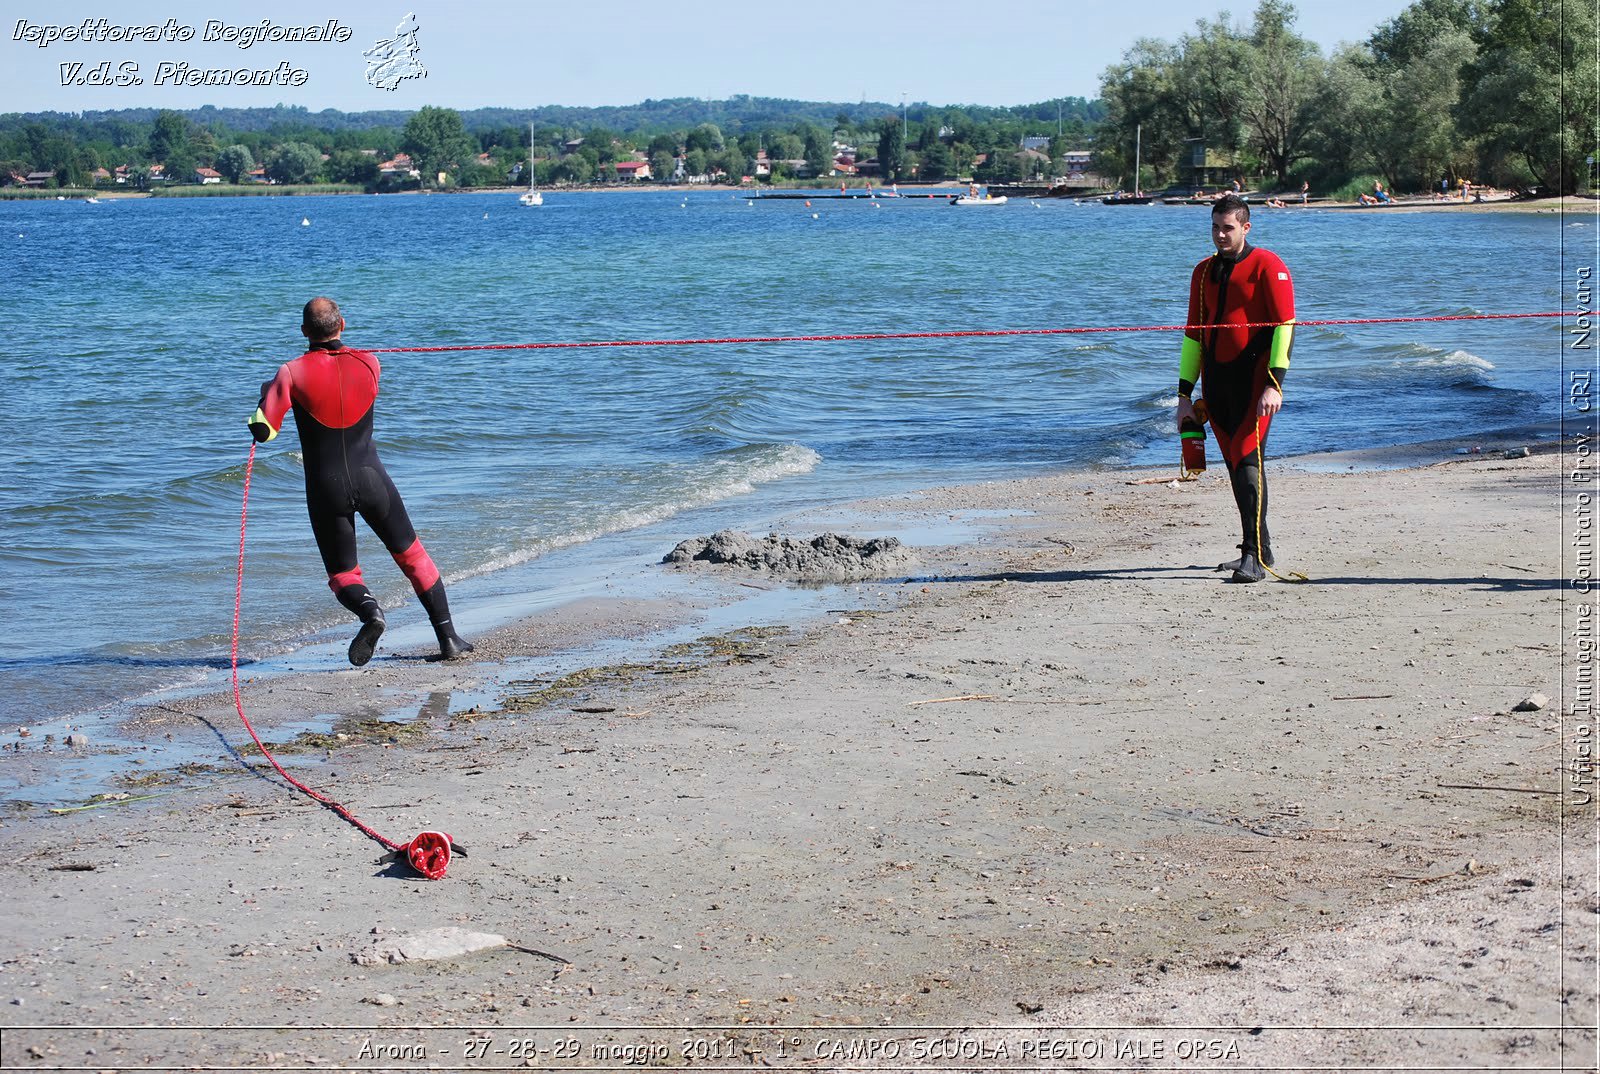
3,1,1417,114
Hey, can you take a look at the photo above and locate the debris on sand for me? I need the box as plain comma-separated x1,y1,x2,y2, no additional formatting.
354,927,511,965
352,927,570,966
663,530,916,581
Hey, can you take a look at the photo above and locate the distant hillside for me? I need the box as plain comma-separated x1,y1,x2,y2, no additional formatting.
2,95,1104,138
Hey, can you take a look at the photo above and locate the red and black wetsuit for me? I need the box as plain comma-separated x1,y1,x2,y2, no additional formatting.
1179,243,1295,465
1177,243,1296,568
250,340,468,661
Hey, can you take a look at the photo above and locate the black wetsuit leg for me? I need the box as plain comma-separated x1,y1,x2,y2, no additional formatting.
307,501,361,579
306,501,388,666
348,462,421,556
1227,456,1271,563
344,463,473,659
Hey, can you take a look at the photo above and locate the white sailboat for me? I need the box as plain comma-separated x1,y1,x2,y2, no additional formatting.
519,121,543,206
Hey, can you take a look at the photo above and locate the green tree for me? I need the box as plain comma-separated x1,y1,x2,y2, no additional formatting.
188,126,218,167
685,147,709,178
976,147,1025,182
1097,38,1186,187
326,149,379,185
877,117,907,181
266,142,323,184
456,159,499,188
1329,18,1478,190
686,122,724,153
1172,15,1249,166
767,132,803,163
1237,0,1325,186
647,132,679,159
650,150,675,182
802,124,833,176
148,110,189,164
919,140,955,180
550,153,594,184
586,126,624,164
163,143,196,184
215,144,255,183
1322,46,1396,183
1459,0,1597,191
400,105,475,186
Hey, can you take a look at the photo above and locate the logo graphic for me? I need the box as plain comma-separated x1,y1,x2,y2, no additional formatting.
363,13,426,91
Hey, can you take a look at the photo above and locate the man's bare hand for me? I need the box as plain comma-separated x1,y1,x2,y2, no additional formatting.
1257,386,1283,418
1176,395,1197,429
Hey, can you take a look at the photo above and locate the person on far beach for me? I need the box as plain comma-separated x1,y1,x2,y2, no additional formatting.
1174,194,1295,583
247,297,473,665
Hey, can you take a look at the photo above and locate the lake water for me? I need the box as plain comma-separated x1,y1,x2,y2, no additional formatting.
0,190,1570,727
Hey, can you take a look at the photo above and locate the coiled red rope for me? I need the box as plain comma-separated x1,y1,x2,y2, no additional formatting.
231,441,402,853
368,311,1569,355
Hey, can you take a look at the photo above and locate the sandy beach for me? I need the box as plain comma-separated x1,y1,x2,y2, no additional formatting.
1,442,1595,1071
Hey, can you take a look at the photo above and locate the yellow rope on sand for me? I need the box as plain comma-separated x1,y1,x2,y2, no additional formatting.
1254,414,1309,583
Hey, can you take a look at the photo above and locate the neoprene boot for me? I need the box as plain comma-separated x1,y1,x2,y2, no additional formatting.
1231,553,1267,583
1217,541,1274,572
1221,461,1272,581
335,583,386,666
418,579,474,660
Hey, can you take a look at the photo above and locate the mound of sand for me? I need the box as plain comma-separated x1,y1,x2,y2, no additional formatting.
662,529,916,581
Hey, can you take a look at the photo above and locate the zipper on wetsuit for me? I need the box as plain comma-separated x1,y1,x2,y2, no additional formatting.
333,347,357,510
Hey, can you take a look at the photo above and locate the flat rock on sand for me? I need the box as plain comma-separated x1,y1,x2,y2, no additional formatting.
663,529,915,581
353,927,511,965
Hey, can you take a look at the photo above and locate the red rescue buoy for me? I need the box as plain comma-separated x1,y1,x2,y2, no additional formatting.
404,831,455,880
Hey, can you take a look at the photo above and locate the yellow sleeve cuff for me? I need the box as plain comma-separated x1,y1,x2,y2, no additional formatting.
249,407,279,442
1179,336,1202,384
1268,320,1295,369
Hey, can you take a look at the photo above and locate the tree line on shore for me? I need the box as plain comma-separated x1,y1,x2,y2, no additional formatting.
1099,0,1594,195
2,0,1591,196
0,94,1103,192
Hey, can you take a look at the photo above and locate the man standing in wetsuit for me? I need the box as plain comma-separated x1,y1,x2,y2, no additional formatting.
1174,194,1295,583
248,297,473,664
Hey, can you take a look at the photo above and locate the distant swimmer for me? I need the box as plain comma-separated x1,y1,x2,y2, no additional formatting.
248,297,473,665
1174,194,1295,583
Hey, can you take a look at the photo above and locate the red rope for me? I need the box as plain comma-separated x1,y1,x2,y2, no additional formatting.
231,441,402,852
368,311,1570,355
232,306,1568,845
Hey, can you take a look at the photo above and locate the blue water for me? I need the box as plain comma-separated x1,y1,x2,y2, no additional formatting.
0,191,1568,725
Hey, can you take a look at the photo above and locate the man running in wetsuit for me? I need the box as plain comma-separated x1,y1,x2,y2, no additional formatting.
248,297,473,664
1174,194,1295,583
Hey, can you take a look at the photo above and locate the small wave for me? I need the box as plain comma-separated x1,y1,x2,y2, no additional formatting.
451,442,822,581
1330,345,1498,391
1413,349,1495,373
13,449,304,521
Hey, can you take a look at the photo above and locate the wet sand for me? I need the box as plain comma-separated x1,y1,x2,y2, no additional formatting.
0,446,1594,1070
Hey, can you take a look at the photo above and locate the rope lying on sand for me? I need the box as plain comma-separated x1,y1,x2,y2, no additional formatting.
233,307,1570,868
232,442,458,879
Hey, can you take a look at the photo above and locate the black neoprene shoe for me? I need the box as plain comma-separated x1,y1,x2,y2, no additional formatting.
1229,554,1267,583
433,628,475,661
1217,544,1274,571
348,611,385,666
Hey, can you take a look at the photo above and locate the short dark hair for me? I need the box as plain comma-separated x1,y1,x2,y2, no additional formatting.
1212,193,1250,223
302,297,343,340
